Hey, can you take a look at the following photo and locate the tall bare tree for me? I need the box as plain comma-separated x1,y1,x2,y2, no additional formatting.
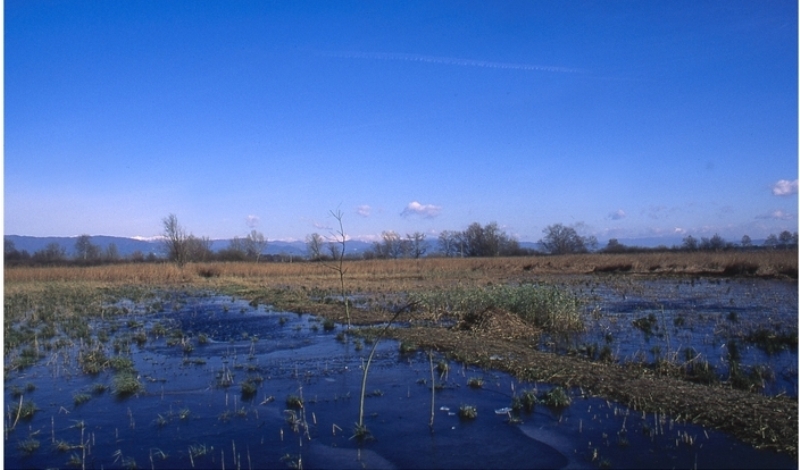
162,214,189,266
306,232,325,261
245,230,268,262
74,234,101,262
406,232,428,259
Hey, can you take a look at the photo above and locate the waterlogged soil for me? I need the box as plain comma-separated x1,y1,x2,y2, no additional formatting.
5,289,797,469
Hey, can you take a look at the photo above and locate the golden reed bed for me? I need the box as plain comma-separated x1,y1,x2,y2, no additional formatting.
5,250,796,292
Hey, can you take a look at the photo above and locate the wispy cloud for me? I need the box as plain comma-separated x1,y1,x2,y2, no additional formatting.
245,215,260,228
757,210,793,220
325,51,581,74
772,179,798,196
608,209,626,220
401,201,442,218
356,205,372,217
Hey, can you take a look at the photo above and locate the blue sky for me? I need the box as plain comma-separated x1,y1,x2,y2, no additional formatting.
5,0,798,245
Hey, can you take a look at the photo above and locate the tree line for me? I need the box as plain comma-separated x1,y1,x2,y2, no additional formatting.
5,214,797,266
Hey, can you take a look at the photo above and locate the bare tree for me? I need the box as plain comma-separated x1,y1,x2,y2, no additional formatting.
245,230,268,262
324,209,351,329
306,232,325,261
437,230,459,257
186,235,213,262
539,223,592,255
406,232,428,259
218,237,247,261
162,214,189,266
779,230,794,247
74,234,101,262
33,242,66,263
105,243,120,262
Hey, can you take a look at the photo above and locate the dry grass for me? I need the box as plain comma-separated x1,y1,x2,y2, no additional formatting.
5,250,796,289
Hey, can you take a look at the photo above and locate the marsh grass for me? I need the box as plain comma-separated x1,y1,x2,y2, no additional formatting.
17,438,41,454
413,284,583,333
112,371,144,397
458,404,477,420
541,386,571,409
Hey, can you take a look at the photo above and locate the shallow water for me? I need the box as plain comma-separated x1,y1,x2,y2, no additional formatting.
4,292,796,469
543,277,798,397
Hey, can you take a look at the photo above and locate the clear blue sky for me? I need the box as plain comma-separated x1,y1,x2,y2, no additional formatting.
5,0,798,244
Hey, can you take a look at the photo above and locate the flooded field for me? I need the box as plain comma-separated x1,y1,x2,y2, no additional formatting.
548,277,798,398
4,285,796,469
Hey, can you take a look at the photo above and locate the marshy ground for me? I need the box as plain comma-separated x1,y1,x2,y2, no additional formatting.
4,251,797,468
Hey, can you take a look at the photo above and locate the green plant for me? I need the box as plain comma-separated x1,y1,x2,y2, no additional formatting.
285,395,303,410
399,340,417,354
466,377,484,388
541,386,571,408
73,392,91,406
512,389,537,413
112,371,144,397
458,404,478,420
17,438,40,454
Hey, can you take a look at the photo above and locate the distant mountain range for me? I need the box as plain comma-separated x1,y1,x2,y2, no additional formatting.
4,235,316,258
5,234,747,259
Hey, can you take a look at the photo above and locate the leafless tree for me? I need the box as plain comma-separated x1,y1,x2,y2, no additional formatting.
406,232,428,259
324,209,351,329
245,230,268,262
306,232,325,261
75,234,101,262
437,230,459,257
162,214,189,266
539,223,592,255
186,235,213,261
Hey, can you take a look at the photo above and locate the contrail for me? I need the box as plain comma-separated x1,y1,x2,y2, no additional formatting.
324,51,581,73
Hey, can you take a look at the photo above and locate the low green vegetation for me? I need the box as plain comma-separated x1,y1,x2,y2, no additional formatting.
412,284,583,333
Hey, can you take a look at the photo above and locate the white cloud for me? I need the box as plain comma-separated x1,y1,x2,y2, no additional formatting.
608,209,626,220
757,210,793,220
326,51,581,74
246,215,260,228
772,179,798,196
357,205,372,217
401,201,442,218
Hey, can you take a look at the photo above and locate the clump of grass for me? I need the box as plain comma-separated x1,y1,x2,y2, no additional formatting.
108,356,135,372
512,389,537,413
540,386,571,409
285,395,303,410
17,438,40,454
412,284,583,333
743,328,797,355
10,398,38,422
352,422,372,441
458,404,478,420
112,372,144,397
399,340,417,354
73,392,91,406
632,313,658,337
466,377,484,388
436,360,450,377
241,379,258,399
322,319,336,331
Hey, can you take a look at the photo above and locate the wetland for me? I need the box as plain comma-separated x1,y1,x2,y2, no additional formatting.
4,253,798,468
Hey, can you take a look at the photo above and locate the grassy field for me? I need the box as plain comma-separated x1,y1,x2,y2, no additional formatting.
4,250,798,456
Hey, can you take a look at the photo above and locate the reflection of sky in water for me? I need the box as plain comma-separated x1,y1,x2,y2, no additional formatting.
5,292,797,469
540,278,797,397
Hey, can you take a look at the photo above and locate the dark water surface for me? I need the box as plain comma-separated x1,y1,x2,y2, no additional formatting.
5,292,796,469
